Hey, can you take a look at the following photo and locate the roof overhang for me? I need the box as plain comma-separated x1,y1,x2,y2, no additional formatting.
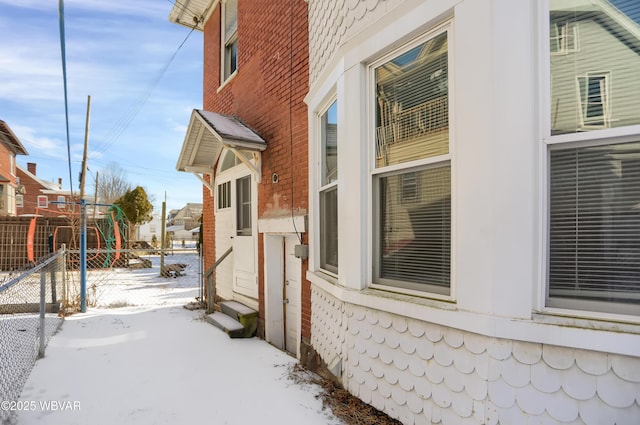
176,109,267,192
0,121,28,156
168,0,216,31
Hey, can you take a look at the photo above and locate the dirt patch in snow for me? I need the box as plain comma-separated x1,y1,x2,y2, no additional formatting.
289,364,402,425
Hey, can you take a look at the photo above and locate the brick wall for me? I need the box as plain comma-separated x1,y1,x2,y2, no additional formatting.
201,0,310,337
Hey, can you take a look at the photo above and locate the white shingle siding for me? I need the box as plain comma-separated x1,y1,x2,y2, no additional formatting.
306,0,640,423
311,286,345,374
312,286,640,425
309,0,402,84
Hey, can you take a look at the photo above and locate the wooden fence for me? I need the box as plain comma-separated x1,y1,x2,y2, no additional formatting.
0,216,128,271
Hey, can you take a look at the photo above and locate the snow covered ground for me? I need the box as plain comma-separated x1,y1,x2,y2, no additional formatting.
11,253,341,425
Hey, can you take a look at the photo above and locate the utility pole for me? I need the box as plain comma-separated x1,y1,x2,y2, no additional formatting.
79,95,90,313
93,171,99,219
160,199,166,276
79,95,91,200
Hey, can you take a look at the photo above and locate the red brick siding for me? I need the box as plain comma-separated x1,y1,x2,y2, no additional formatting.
200,0,310,339
15,168,69,216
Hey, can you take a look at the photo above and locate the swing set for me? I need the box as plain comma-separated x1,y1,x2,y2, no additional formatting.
26,206,128,268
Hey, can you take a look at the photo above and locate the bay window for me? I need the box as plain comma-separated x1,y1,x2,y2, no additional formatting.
372,27,451,295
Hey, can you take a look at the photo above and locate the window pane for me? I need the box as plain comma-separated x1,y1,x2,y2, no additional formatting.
378,165,451,293
225,37,238,78
220,151,237,171
549,141,640,312
224,0,237,41
550,1,640,134
223,0,238,80
236,176,251,236
321,101,338,185
320,186,338,272
217,181,231,209
375,32,449,168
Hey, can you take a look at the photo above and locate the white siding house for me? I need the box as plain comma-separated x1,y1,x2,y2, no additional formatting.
305,0,640,424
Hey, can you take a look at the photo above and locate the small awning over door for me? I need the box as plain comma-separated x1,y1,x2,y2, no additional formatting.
176,109,267,192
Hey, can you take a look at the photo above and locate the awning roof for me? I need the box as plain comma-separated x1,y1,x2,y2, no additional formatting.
176,109,266,175
168,0,214,32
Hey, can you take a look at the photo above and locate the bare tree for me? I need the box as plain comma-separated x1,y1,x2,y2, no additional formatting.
95,162,131,205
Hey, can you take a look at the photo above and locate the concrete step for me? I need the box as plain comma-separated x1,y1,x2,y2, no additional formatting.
219,301,258,338
204,312,245,338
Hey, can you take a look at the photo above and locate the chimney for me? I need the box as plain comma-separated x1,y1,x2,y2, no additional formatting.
58,178,63,188
27,162,36,175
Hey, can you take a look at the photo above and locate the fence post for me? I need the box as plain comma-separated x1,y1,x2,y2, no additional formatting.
80,199,87,313
62,244,67,315
38,269,46,358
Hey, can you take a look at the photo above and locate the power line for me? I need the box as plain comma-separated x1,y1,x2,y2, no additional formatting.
166,0,204,23
57,0,75,203
93,25,197,155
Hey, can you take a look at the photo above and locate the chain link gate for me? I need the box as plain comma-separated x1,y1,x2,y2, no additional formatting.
0,251,66,425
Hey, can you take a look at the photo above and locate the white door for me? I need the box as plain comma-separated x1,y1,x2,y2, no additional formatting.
264,234,301,356
265,235,285,350
232,174,258,299
284,235,301,355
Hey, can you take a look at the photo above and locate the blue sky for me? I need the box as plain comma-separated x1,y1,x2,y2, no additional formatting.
0,0,203,212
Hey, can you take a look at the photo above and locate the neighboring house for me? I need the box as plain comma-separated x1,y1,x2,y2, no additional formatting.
135,212,162,242
167,202,202,231
16,162,71,217
170,0,309,355
166,224,196,243
166,208,179,226
0,121,28,216
303,0,640,424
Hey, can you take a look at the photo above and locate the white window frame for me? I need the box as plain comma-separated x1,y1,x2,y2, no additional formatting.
550,21,578,55
369,23,454,300
57,195,66,209
37,195,48,209
577,72,611,130
221,0,238,85
16,193,23,208
217,180,231,210
541,1,640,319
318,98,338,276
236,175,252,236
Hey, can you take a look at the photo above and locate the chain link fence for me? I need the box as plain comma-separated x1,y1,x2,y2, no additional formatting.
66,248,203,309
0,251,66,425
0,247,202,424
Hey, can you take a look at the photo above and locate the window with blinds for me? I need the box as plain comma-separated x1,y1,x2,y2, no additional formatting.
373,27,451,295
375,31,449,168
223,0,238,81
547,2,640,314
320,101,338,273
378,166,451,294
549,142,640,314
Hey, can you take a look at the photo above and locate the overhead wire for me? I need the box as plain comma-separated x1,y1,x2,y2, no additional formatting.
93,25,197,154
288,0,303,245
57,0,75,204
165,0,203,21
